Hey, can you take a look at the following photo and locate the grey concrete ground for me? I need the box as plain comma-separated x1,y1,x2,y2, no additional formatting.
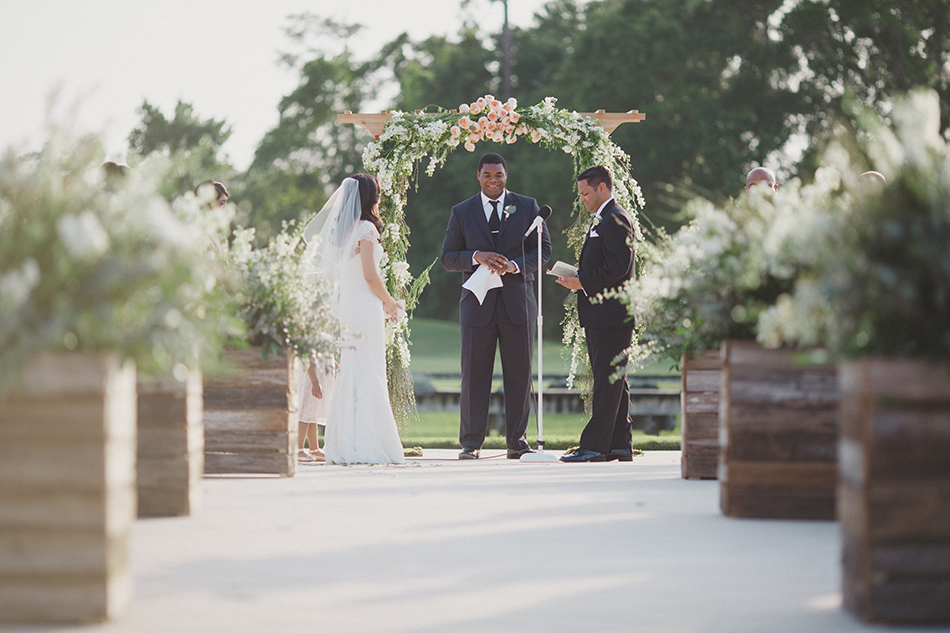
9,450,945,632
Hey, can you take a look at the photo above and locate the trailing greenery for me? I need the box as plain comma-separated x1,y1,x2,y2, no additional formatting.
362,94,646,398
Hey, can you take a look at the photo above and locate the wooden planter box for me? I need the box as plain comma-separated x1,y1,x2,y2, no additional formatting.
0,352,136,624
719,340,839,520
137,369,203,517
839,358,950,624
681,349,721,479
203,348,298,477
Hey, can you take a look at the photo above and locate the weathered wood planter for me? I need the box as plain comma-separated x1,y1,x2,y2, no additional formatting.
137,369,203,517
719,340,839,520
839,358,950,624
681,350,721,479
0,353,136,624
203,348,298,477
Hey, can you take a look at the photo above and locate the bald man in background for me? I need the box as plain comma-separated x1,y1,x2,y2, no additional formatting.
745,167,777,192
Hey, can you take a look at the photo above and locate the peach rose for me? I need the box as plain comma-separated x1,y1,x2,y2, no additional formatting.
531,130,542,143
459,103,471,114
478,116,490,130
486,120,497,131
506,97,518,110
492,130,504,143
450,125,462,138
509,111,520,124
459,116,472,129
465,140,476,152
506,134,517,144
470,103,482,115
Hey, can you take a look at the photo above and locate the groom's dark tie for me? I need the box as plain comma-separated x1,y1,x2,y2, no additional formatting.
489,200,500,246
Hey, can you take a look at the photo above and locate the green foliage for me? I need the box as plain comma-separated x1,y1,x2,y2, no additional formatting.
242,14,381,241
615,170,849,364
773,0,950,176
225,223,338,365
759,89,950,360
0,125,242,389
127,100,234,199
362,94,646,389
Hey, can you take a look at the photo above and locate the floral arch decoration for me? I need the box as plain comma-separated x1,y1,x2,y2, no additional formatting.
346,95,646,418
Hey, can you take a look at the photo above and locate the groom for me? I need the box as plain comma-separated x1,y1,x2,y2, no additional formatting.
441,153,552,459
555,165,636,462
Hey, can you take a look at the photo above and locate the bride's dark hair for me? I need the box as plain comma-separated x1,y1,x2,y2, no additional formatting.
352,173,382,236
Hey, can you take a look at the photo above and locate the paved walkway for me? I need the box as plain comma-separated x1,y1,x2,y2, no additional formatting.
10,450,939,632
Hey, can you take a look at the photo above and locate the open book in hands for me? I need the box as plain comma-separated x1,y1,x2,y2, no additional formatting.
546,260,578,277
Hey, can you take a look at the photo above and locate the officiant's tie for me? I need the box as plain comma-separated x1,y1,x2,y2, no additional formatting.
489,200,501,246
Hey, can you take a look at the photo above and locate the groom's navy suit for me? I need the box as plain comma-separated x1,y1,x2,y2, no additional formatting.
576,198,636,454
441,191,552,451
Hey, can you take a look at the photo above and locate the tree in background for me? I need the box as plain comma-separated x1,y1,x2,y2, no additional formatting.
771,0,950,176
241,15,383,241
127,100,234,200
147,0,943,330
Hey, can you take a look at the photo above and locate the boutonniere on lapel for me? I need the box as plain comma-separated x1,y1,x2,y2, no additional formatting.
589,214,602,237
503,204,516,220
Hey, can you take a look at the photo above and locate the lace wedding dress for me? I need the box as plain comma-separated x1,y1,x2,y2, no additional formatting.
323,221,405,465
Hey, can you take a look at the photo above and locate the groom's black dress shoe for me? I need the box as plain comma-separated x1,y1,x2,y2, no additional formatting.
560,447,606,462
459,447,480,460
507,447,535,459
605,448,633,462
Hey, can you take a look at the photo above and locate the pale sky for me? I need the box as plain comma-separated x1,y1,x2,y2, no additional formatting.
0,0,560,170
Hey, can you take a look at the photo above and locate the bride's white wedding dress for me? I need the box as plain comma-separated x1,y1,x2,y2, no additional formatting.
323,221,405,465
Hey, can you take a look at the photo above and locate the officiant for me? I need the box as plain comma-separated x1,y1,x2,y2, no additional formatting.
441,153,552,460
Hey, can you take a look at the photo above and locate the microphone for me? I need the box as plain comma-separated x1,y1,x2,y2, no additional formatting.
524,205,552,237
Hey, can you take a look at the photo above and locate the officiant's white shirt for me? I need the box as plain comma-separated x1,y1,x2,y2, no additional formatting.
472,189,519,273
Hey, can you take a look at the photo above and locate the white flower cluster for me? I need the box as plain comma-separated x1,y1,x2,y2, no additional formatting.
758,88,950,358
0,129,242,381
618,168,850,362
226,227,338,363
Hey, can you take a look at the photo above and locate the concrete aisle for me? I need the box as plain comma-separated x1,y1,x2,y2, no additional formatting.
8,451,937,632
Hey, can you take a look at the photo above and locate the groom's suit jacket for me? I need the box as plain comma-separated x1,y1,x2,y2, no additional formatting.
441,192,552,326
577,199,636,329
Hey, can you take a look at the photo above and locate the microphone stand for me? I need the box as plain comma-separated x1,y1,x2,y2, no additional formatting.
521,218,560,462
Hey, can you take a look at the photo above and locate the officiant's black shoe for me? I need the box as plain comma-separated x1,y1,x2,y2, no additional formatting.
459,447,480,460
605,448,633,462
560,447,606,463
507,447,535,459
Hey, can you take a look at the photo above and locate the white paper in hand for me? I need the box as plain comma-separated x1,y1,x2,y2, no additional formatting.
462,264,504,305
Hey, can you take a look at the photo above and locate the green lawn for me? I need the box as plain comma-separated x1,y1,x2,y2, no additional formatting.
407,317,680,379
347,317,684,450
397,411,681,451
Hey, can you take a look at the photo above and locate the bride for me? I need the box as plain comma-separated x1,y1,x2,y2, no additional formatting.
304,174,405,465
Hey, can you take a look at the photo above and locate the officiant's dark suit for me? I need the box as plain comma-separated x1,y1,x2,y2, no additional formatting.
556,165,636,462
441,153,552,459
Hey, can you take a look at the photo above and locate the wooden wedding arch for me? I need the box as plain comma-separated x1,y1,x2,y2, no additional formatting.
338,108,645,138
